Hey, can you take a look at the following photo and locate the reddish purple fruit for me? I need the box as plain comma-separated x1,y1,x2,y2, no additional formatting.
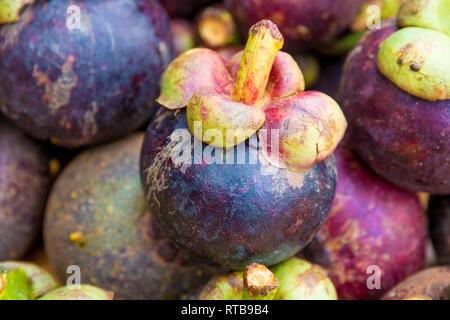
140,20,347,271
226,0,364,52
428,195,450,265
302,147,427,300
0,0,172,148
339,23,450,193
141,107,337,271
0,118,50,260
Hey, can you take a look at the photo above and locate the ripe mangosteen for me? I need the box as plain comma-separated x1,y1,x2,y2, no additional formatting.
0,118,50,260
339,0,450,193
428,195,450,265
302,147,427,300
225,0,365,52
0,0,172,148
140,20,347,270
44,133,217,300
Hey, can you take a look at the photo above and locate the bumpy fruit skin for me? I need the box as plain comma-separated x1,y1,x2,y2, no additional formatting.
382,266,450,300
0,0,172,148
44,134,217,300
160,0,218,17
0,119,50,260
302,148,427,300
339,24,450,193
428,196,450,265
225,0,364,52
140,107,337,270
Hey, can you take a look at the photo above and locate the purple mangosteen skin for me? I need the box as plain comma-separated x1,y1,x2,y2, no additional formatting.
302,147,427,300
0,118,50,260
339,25,450,194
160,0,218,17
225,0,364,52
428,195,450,265
140,107,338,271
0,0,172,148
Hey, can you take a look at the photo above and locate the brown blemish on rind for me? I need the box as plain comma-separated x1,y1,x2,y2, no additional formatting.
82,101,98,137
33,54,78,114
145,136,180,208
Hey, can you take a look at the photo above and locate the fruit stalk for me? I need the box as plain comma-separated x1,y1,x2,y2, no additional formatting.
243,263,278,300
231,20,283,105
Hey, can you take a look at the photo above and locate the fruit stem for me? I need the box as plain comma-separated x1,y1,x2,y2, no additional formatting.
243,263,278,300
231,20,283,105
197,6,238,48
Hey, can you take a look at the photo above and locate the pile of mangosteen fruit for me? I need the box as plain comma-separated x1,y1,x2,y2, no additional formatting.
0,0,448,301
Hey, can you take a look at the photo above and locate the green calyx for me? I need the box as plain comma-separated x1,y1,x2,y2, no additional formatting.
381,0,406,19
0,261,58,300
0,261,113,300
398,0,450,36
0,268,31,300
198,258,337,300
377,27,450,101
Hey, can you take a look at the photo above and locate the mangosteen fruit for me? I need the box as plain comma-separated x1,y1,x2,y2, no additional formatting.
225,0,365,52
0,0,172,148
0,118,50,260
44,133,217,300
382,266,450,300
339,0,450,193
197,258,337,300
428,195,450,265
302,147,427,300
140,20,347,270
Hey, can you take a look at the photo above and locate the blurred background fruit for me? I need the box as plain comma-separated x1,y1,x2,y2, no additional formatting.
0,0,172,148
0,118,50,261
428,196,450,265
302,147,427,300
44,133,217,299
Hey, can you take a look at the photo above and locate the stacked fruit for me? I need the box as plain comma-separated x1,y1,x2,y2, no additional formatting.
0,0,448,300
